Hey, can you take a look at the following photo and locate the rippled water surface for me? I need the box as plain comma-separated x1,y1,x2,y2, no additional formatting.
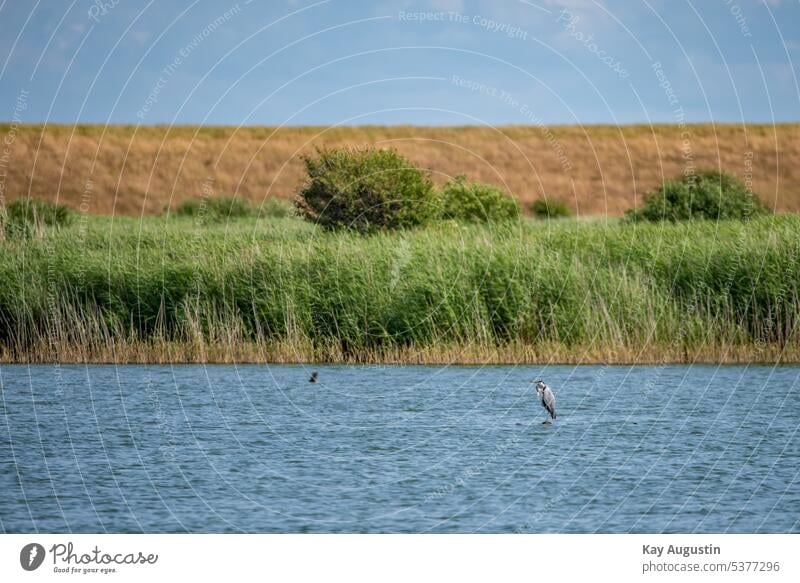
1,364,798,533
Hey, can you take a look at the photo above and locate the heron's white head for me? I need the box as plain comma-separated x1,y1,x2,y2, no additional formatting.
533,379,546,391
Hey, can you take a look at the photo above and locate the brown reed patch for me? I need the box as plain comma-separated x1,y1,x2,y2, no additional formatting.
2,339,796,365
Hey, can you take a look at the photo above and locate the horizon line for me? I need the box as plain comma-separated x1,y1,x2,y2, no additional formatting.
2,120,799,128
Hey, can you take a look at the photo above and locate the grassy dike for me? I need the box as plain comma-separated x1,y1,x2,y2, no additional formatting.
2,123,799,217
1,213,799,364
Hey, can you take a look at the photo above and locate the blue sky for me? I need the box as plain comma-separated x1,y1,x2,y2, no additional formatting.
0,0,797,126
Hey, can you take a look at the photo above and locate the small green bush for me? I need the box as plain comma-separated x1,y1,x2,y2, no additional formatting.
439,176,520,223
295,147,439,233
626,170,768,222
529,198,573,219
1,198,71,238
173,196,253,221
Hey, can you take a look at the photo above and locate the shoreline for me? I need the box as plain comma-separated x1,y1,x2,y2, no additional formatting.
2,341,796,365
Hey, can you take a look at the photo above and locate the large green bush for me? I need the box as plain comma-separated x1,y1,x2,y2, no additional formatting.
295,147,439,233
439,176,520,223
529,198,573,219
626,170,768,222
1,198,71,238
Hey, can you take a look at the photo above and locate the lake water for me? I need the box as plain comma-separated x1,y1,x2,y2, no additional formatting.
1,364,798,533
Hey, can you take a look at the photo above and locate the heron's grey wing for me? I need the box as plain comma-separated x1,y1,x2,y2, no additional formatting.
543,387,556,419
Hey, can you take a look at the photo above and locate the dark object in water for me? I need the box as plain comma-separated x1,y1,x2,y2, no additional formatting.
309,371,318,383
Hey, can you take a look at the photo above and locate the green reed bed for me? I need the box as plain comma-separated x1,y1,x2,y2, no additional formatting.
1,214,798,363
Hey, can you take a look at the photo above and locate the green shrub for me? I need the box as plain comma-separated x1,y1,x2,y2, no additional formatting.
173,196,253,221
1,198,71,238
439,176,520,223
529,198,573,219
295,147,439,233
626,170,768,222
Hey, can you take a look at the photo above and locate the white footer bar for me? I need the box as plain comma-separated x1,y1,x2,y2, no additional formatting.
1,534,796,582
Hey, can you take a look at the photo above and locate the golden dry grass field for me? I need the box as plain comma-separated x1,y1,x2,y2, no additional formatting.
1,123,798,216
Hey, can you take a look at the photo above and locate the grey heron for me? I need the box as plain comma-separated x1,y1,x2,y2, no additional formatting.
534,380,556,424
